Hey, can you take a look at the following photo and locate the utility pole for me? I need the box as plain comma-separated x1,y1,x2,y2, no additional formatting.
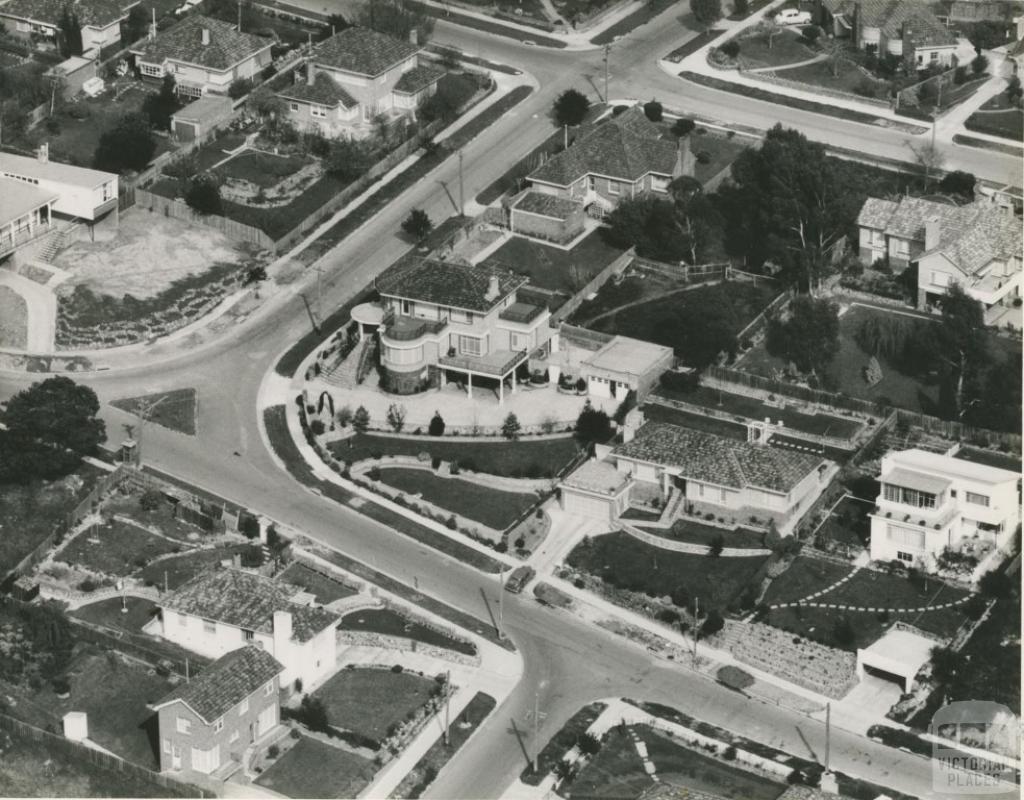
458,150,465,216
603,43,611,103
692,596,700,660
532,690,540,774
135,394,169,467
443,670,451,745
497,567,505,639
563,123,568,150
825,702,831,773
237,0,242,32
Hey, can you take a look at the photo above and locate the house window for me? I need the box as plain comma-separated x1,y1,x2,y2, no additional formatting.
264,681,274,697
930,51,938,61
383,344,422,365
459,335,483,356
401,299,411,315
16,21,29,31
883,484,936,508
243,629,254,641
966,491,990,507
203,619,216,634
887,525,925,549
720,488,727,503
230,730,240,744
163,739,172,754
587,176,595,191
697,483,704,498
177,716,191,735
608,181,620,195
894,240,910,256
931,272,949,287
240,697,249,715
140,63,162,77
897,550,915,563
289,102,299,112
214,718,224,733
509,332,527,350
311,105,327,118
450,308,470,324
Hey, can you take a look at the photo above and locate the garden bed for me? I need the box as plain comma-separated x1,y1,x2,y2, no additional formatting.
732,29,815,70
312,667,437,744
640,519,768,549
642,401,748,439
339,608,476,655
520,702,606,785
55,519,183,577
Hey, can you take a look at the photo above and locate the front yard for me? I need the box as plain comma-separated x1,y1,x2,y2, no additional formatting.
339,608,476,656
312,667,438,744
137,543,262,590
733,28,815,70
965,107,1024,142
278,563,357,604
255,735,375,799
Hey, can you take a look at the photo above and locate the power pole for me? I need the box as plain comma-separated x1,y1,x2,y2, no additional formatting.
458,150,465,216
443,670,451,745
825,702,831,773
563,123,568,150
532,690,540,773
692,596,700,660
135,394,170,467
237,0,242,32
497,567,505,639
603,43,610,103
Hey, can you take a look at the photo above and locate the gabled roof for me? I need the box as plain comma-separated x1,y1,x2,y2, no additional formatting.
393,63,444,95
277,72,357,108
131,16,273,71
529,106,680,187
161,568,338,642
313,26,420,77
614,422,826,493
0,0,137,29
826,0,956,47
375,255,527,313
153,646,283,724
856,197,899,229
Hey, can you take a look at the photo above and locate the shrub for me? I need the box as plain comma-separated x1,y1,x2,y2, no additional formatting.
577,732,602,755
428,410,445,436
672,117,696,137
268,744,280,758
184,175,222,216
139,488,162,511
446,515,457,530
701,609,724,635
386,403,406,433
801,24,820,44
708,533,725,557
310,419,325,436
720,40,740,58
294,678,303,694
391,664,404,673
953,65,968,85
724,745,737,760
643,99,663,121
353,406,370,433
716,665,754,691
228,77,253,99
337,405,353,427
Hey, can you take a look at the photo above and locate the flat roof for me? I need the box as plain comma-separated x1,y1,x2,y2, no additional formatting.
881,467,953,496
858,628,935,682
890,448,1021,486
561,459,630,496
0,178,58,224
583,335,672,378
1,152,116,189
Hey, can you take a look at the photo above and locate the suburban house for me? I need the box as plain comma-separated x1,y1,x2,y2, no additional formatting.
130,15,274,98
814,0,960,67
0,178,57,261
867,448,1021,573
278,26,443,138
0,0,140,54
151,646,284,776
525,106,694,217
157,568,339,689
350,256,555,399
0,148,118,223
857,196,1022,321
590,419,832,531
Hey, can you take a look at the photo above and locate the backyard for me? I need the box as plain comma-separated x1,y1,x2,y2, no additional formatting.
278,562,358,604
339,608,476,656
566,532,770,610
255,735,375,799
813,494,873,556
329,432,580,478
71,596,159,634
311,667,437,744
641,401,747,439
374,467,540,531
55,520,183,577
137,543,262,590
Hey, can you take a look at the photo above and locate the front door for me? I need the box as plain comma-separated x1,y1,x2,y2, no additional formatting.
171,744,182,770
257,705,277,738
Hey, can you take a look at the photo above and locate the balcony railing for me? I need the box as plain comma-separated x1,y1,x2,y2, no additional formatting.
439,349,528,378
382,313,448,342
0,223,52,257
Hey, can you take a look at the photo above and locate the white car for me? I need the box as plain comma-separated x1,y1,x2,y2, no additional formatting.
776,8,812,25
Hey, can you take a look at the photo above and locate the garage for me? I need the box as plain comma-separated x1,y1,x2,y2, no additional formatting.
856,627,936,693
559,459,631,523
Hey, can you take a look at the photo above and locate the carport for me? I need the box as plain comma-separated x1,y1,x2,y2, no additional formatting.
856,627,936,693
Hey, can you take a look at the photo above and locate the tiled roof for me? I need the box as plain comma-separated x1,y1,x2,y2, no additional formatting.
856,197,898,229
562,459,630,496
393,63,444,95
614,423,825,493
278,72,356,108
154,646,282,724
132,16,273,71
529,106,679,187
512,190,582,220
0,0,136,28
375,255,527,313
827,0,956,46
313,26,420,77
162,568,338,642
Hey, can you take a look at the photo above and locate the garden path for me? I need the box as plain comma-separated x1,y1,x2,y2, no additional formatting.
745,53,827,75
0,269,55,352
578,279,720,327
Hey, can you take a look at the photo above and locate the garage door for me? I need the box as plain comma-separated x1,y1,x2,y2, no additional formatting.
562,489,612,522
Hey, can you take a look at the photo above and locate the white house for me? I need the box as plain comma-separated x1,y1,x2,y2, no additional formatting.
157,568,339,690
868,449,1021,572
0,147,117,223
0,177,57,260
0,0,140,55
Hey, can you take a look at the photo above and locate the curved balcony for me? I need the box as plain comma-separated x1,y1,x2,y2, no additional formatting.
381,314,449,343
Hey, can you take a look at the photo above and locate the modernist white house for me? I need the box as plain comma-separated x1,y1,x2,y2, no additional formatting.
157,568,339,690
0,148,118,223
868,449,1021,572
0,177,57,260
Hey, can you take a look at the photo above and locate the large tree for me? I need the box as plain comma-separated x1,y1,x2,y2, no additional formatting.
605,195,689,263
93,112,156,173
690,0,722,27
57,6,83,58
358,0,432,43
0,377,105,483
142,74,180,131
552,88,590,128
766,296,840,374
936,283,993,421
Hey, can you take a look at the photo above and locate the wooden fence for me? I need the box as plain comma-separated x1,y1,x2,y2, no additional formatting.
550,247,635,323
735,289,793,345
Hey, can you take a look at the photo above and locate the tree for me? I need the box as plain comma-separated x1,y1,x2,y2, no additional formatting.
979,569,1013,600
708,533,724,557
605,195,688,263
819,37,848,77
642,99,663,122
122,4,149,45
325,137,375,181
296,696,330,733
939,170,976,200
228,77,253,99
766,296,840,374
501,412,521,440
142,74,180,131
575,400,611,444
690,0,722,27
553,88,590,128
352,405,370,433
936,284,992,420
184,175,222,216
972,52,989,75
358,0,433,44
93,113,156,173
672,117,695,137
701,609,724,636
758,16,781,50
428,410,445,436
386,403,406,433
864,355,883,386
140,488,163,511
732,0,748,15
1006,74,1022,105
57,6,83,58
401,208,433,241
674,188,722,265
908,139,945,190
0,377,105,483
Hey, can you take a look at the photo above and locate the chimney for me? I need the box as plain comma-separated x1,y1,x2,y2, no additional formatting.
63,712,88,742
272,610,293,651
485,274,500,301
306,60,315,85
925,217,941,250
408,27,418,46
675,134,695,180
201,27,210,46
37,143,49,163
622,408,646,443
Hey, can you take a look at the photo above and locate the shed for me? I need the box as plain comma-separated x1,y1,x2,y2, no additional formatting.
580,335,673,401
46,56,97,99
171,95,234,142
559,458,631,523
856,627,936,693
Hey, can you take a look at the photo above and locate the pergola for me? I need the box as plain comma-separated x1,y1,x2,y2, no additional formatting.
438,350,528,405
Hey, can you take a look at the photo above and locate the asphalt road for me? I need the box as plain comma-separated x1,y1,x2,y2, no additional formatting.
1,5,1020,799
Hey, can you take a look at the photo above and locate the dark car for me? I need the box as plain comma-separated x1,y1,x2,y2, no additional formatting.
504,565,536,594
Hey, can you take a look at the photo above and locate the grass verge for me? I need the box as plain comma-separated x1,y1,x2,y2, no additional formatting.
409,1,567,47
590,0,676,45
951,133,1022,156
339,607,476,655
109,390,198,436
521,702,606,785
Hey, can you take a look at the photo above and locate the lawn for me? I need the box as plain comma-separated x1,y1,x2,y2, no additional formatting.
655,384,863,439
109,389,197,436
329,432,580,478
965,108,1024,142
375,468,539,531
255,735,375,799
312,667,437,743
690,128,751,184
0,462,107,575
735,28,815,69
215,150,310,188
641,402,747,439
521,702,606,785
589,0,676,45
98,490,211,543
278,562,357,604
137,543,261,590
55,520,183,577
0,286,27,349
641,519,767,549
762,555,851,605
191,131,248,172
72,596,160,634
814,494,873,553
339,608,476,655
782,57,886,97
481,229,628,295
566,532,769,610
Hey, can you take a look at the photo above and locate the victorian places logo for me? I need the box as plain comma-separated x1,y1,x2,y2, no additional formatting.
931,701,1020,797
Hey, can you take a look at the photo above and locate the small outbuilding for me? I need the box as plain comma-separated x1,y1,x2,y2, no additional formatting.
509,190,585,244
559,458,632,523
856,627,936,693
171,95,234,142
580,336,673,402
46,56,98,100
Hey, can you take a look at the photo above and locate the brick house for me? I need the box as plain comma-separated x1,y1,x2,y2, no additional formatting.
131,15,274,98
525,106,694,216
814,0,959,68
152,646,284,776
0,0,139,54
857,195,1022,320
157,568,339,690
278,26,443,138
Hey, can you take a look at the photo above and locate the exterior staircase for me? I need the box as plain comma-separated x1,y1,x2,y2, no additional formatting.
322,337,368,389
658,487,687,526
35,221,80,263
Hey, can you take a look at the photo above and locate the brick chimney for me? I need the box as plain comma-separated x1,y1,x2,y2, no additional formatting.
485,274,500,302
675,134,695,179
408,27,418,46
37,143,49,163
925,218,941,250
201,27,210,46
272,610,293,653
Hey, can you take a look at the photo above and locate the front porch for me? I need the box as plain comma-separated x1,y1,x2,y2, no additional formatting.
438,349,529,405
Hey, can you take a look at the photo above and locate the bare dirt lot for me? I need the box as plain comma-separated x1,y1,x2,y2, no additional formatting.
0,286,27,348
53,210,246,299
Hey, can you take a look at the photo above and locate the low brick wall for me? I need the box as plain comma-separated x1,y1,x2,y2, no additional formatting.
337,630,480,666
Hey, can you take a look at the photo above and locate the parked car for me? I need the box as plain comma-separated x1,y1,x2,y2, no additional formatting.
504,565,535,594
776,8,812,25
